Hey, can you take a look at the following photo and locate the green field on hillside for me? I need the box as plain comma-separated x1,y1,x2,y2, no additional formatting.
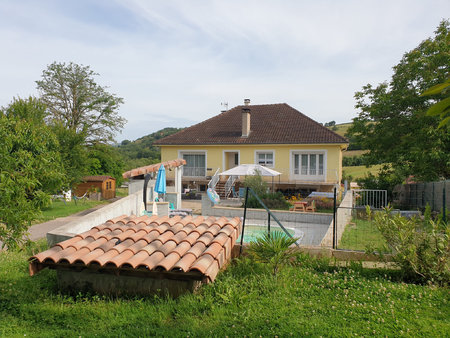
343,164,382,180
328,122,352,137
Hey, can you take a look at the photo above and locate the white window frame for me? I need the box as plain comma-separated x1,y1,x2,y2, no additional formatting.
254,150,275,168
178,150,207,177
289,149,327,181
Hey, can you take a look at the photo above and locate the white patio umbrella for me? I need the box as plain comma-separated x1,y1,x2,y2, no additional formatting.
219,164,281,177
220,164,281,192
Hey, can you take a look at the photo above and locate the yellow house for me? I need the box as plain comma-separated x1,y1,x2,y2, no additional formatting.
154,101,348,196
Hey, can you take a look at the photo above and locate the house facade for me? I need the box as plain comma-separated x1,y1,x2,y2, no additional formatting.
154,101,348,195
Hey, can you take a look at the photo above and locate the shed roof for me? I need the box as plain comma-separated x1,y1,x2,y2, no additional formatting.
153,103,348,145
81,175,115,182
29,214,242,283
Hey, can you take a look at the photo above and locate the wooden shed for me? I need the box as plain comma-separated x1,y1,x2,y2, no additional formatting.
74,176,116,200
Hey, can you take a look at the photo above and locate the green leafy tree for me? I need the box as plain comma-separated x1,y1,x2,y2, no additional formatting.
348,20,450,182
52,123,89,188
422,78,450,128
0,97,64,249
87,143,125,186
36,61,126,144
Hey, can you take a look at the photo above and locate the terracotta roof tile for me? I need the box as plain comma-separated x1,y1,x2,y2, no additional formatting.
172,253,197,272
203,242,223,259
122,159,187,179
204,260,220,281
197,232,214,246
190,254,215,274
180,231,200,245
29,215,242,283
156,252,181,271
186,242,207,259
212,232,230,247
137,251,165,270
153,103,348,145
139,240,163,256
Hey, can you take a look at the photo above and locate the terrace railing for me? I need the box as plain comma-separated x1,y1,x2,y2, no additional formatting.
208,168,221,190
224,175,238,197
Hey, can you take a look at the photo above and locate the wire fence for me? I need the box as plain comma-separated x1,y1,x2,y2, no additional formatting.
337,189,389,252
393,180,449,212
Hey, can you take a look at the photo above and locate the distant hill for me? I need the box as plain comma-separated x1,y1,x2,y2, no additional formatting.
118,127,183,170
326,122,363,152
327,122,352,138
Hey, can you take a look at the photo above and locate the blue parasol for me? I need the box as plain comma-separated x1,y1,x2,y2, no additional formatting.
154,164,166,196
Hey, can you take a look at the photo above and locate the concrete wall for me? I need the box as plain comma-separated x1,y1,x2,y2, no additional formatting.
201,194,332,224
320,190,353,247
57,269,202,298
47,191,144,247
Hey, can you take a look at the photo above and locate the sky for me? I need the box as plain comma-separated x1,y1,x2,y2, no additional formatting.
0,1,448,142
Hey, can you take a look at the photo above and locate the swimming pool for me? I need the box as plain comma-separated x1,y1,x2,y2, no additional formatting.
237,225,303,243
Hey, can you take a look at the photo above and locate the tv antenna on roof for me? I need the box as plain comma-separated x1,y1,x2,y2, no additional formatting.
221,102,228,112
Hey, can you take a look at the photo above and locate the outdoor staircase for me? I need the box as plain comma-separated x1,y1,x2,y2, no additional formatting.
214,181,229,199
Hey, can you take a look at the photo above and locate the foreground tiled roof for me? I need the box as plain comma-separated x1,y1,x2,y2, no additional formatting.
29,215,241,283
153,103,348,145
122,159,186,179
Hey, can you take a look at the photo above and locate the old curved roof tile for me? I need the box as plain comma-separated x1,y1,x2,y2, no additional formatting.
29,215,242,284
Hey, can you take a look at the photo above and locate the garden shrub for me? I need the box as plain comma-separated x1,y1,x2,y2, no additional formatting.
304,196,334,211
374,207,449,285
247,231,299,275
241,174,291,210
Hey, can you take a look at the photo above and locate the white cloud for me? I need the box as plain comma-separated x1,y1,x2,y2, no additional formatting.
0,0,448,141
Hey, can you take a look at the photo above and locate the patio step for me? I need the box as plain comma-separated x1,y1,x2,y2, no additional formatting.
215,181,228,198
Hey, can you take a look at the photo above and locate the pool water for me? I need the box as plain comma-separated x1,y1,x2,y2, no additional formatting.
236,225,296,243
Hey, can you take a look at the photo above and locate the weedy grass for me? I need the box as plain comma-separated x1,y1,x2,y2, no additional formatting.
36,199,107,223
339,218,387,252
0,247,448,337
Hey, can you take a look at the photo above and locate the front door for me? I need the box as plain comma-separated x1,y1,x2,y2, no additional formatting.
224,152,239,170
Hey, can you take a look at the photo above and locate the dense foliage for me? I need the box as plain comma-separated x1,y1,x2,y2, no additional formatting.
242,174,291,210
348,20,450,183
373,207,449,285
422,77,450,128
87,143,125,187
342,155,365,166
0,98,64,248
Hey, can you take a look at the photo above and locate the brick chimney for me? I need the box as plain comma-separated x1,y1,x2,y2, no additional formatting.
242,99,251,137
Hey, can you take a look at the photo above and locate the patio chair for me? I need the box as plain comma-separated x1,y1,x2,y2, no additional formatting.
231,186,239,198
306,200,316,212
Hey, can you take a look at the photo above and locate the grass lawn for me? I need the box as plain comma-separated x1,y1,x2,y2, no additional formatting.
116,187,128,197
339,218,387,252
1,241,448,337
36,199,107,223
343,149,368,157
343,164,383,180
